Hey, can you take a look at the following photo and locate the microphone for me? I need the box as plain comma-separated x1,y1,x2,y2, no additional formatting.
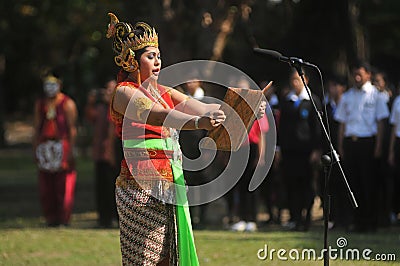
253,48,314,67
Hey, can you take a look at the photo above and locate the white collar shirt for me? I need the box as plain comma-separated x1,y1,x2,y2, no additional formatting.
324,96,338,111
188,87,204,101
286,87,310,102
390,95,400,137
334,81,389,137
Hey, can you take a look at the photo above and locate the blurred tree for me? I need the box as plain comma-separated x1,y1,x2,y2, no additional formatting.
1,0,400,146
362,0,400,83
0,55,4,147
0,0,120,114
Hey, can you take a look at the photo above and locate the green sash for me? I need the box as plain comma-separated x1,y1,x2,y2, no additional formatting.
123,138,200,266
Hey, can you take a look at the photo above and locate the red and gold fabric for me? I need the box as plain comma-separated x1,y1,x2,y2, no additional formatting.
110,80,199,266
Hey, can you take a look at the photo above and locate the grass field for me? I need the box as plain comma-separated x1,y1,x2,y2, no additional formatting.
1,147,399,265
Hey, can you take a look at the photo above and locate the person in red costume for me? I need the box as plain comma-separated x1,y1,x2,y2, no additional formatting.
106,12,265,266
33,72,78,227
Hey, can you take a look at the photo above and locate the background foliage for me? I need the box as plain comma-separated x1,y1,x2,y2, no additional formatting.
1,0,400,145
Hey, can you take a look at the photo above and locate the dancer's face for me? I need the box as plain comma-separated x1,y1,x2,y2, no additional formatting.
139,46,161,82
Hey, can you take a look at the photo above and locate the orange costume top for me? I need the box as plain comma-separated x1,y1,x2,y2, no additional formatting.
110,81,179,184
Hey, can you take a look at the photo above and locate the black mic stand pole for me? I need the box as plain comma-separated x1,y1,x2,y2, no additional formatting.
290,61,358,266
321,154,332,266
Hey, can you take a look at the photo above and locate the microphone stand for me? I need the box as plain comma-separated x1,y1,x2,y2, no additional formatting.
290,61,358,266
321,154,332,266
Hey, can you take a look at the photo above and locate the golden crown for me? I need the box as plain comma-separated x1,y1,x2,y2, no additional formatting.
106,13,158,72
106,13,158,51
128,22,158,51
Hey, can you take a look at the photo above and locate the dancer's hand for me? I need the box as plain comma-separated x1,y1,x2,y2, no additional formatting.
200,110,226,130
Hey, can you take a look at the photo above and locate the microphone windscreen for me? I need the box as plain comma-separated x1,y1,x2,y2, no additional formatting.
253,48,282,59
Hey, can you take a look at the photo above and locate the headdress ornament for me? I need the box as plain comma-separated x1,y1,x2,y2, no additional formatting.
43,75,59,83
106,12,158,73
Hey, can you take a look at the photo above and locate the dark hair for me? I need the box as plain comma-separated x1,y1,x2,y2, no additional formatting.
328,73,347,86
134,48,147,62
352,61,372,73
289,67,308,78
42,68,63,82
373,69,388,81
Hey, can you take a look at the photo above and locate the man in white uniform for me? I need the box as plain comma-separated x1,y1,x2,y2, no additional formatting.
334,62,389,232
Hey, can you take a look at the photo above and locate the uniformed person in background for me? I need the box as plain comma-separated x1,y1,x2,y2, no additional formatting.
334,61,389,232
